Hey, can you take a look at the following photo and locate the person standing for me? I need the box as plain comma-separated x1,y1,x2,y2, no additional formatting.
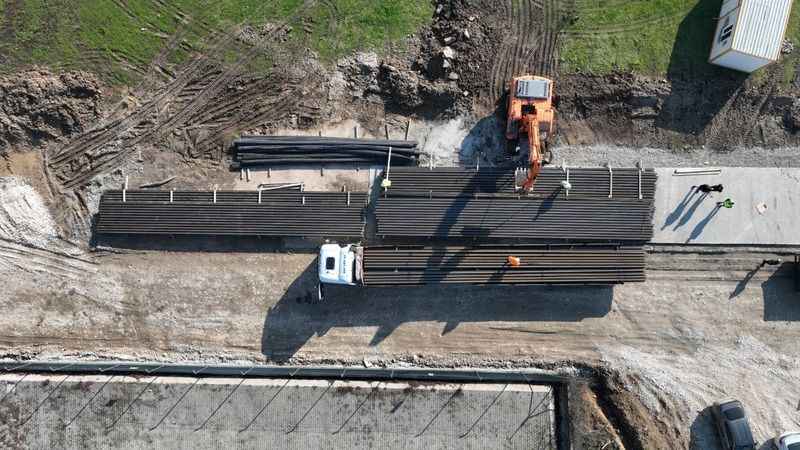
698,184,724,193
717,198,734,209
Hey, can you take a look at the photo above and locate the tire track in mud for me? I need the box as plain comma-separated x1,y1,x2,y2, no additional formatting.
47,33,233,172
489,0,525,102
560,11,686,38
536,0,559,76
0,239,95,280
49,1,318,191
189,75,320,158
488,0,569,103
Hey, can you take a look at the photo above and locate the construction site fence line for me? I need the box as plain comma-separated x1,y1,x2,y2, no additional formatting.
0,360,574,384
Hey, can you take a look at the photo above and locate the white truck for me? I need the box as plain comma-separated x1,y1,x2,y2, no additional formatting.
317,242,646,301
318,243,364,286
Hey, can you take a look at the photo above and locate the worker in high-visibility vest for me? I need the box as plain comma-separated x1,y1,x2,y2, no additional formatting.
717,198,734,209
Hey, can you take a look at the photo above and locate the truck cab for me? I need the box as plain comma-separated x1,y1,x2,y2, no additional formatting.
318,243,363,286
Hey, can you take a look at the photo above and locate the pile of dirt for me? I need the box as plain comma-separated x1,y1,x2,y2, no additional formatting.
0,70,103,151
416,0,569,110
569,380,626,450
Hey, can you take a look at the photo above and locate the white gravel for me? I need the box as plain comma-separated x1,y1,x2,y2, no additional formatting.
601,337,800,448
0,177,59,247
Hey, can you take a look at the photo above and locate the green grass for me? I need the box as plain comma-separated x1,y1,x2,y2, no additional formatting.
561,0,718,75
561,0,800,77
0,0,431,85
307,0,433,61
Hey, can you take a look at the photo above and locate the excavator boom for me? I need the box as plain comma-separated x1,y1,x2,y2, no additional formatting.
521,117,542,192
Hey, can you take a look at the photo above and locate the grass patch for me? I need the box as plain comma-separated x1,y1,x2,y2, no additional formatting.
0,0,431,85
308,0,433,61
560,0,800,77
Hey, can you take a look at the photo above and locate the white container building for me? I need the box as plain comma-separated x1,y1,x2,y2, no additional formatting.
709,0,794,72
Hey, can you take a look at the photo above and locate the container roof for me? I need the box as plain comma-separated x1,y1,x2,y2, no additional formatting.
734,0,793,60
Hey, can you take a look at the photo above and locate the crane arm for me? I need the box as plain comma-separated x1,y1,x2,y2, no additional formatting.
520,116,542,192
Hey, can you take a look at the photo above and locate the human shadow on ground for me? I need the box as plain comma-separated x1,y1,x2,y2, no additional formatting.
762,262,800,321
261,260,614,362
662,187,698,230
673,192,709,231
655,0,748,138
686,204,722,243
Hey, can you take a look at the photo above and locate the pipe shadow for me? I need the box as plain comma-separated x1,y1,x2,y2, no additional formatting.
92,234,312,253
655,0,749,140
261,260,614,362
762,262,800,321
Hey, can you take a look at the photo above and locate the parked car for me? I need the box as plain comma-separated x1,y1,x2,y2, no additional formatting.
712,399,757,450
774,431,800,450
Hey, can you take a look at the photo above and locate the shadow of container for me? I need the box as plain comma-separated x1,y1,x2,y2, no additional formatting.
655,0,748,142
762,262,800,321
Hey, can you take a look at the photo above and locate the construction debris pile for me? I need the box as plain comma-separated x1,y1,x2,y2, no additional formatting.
377,167,656,242
230,136,420,169
362,245,646,285
96,190,366,237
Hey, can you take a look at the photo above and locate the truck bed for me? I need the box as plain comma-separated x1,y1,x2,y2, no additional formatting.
361,244,645,285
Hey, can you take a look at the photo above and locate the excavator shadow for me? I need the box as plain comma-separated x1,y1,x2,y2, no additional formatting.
261,260,614,362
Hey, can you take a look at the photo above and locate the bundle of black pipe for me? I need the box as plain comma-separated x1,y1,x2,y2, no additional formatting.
384,167,657,199
362,245,646,285
97,190,367,237
375,193,654,242
231,136,420,169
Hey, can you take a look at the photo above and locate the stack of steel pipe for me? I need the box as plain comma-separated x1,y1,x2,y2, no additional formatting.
385,167,657,199
362,245,645,285
96,190,366,237
375,194,654,241
231,136,420,169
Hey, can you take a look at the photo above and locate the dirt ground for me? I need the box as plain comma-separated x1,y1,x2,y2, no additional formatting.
2,0,800,449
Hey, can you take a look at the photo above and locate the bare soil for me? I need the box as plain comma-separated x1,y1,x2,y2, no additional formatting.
0,70,103,151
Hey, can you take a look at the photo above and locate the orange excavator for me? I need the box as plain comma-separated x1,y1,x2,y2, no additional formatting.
506,75,556,192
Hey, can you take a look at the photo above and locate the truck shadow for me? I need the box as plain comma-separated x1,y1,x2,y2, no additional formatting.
261,261,614,362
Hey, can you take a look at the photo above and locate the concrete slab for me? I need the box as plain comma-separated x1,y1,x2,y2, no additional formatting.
652,168,800,245
0,374,555,450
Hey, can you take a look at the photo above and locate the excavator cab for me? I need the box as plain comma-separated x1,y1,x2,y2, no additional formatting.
506,75,556,191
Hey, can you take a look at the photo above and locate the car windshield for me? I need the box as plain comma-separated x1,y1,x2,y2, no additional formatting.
788,443,800,450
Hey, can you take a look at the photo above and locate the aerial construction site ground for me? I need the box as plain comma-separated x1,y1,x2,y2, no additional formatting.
1,1,800,449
